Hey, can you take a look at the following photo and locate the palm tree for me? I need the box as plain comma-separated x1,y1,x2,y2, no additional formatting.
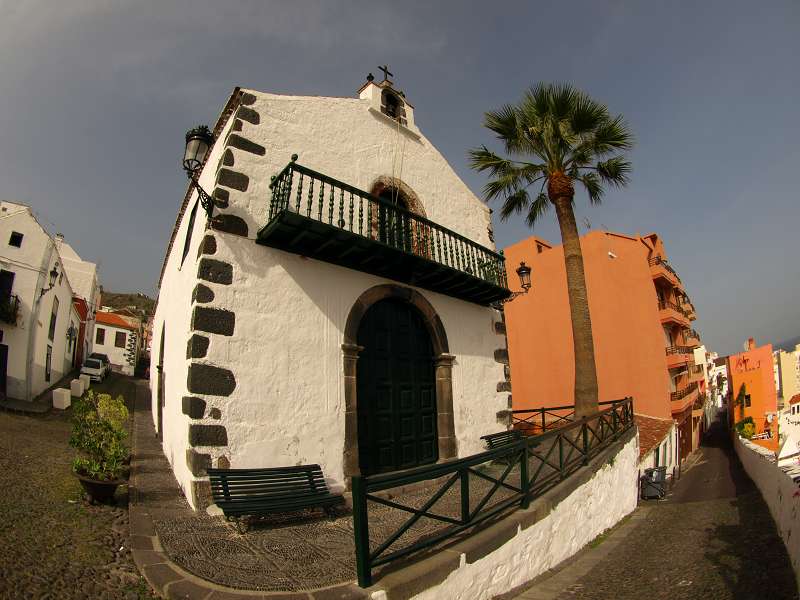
470,83,633,417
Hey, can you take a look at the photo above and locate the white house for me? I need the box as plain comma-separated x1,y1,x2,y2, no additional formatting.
151,75,512,509
56,235,101,366
93,310,139,376
0,201,81,401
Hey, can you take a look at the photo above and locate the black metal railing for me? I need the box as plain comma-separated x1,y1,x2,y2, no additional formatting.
649,256,682,284
268,160,508,288
0,294,19,325
351,398,634,587
670,382,698,402
666,345,693,356
510,398,629,435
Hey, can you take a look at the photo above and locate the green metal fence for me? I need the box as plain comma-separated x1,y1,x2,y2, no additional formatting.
510,398,630,435
351,398,634,587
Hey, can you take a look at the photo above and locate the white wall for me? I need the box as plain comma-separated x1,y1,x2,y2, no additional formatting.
400,432,639,600
735,436,800,590
1,201,78,399
93,322,135,375
638,424,679,477
153,88,506,507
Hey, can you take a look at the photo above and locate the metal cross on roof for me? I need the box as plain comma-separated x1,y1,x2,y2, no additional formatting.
378,64,393,81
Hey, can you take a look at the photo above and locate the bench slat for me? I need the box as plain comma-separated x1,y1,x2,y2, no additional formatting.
208,464,343,526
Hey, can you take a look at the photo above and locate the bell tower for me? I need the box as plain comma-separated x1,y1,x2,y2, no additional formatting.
357,66,417,131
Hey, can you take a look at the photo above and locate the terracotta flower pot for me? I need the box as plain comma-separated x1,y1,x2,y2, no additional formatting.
74,472,125,504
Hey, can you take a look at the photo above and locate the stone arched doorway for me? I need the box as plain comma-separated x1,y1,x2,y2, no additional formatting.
342,284,456,480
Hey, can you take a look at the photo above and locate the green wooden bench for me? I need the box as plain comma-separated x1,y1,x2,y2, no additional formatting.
480,429,523,450
207,464,344,532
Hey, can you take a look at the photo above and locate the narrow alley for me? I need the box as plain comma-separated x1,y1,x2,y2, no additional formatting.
510,417,798,600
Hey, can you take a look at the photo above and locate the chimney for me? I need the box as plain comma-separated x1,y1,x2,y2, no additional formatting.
748,337,755,351
54,233,64,249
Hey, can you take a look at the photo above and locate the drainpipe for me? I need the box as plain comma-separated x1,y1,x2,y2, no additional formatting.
24,239,56,402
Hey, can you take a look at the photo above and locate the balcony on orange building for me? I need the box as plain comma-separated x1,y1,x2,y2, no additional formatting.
688,363,705,384
665,344,693,369
684,328,701,348
649,256,682,289
658,299,691,327
670,381,699,414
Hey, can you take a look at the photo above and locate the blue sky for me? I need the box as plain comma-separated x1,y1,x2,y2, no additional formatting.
0,0,797,355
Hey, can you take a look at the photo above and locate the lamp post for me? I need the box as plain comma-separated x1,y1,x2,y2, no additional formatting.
39,263,60,298
491,261,532,310
182,125,216,218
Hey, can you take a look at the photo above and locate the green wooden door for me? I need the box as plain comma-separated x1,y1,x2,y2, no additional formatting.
357,299,437,475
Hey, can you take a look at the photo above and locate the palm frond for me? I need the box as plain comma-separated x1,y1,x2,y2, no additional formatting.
578,172,603,205
525,192,550,227
596,156,632,187
499,188,531,221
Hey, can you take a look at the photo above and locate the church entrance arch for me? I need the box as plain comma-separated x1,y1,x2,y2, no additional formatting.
342,285,456,481
356,299,437,475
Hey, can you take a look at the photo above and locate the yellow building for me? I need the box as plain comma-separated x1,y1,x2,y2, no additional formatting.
775,345,800,405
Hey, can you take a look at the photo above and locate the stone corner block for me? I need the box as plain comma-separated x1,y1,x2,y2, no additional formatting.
181,396,206,419
188,424,228,447
187,363,236,396
197,258,233,285
191,306,235,336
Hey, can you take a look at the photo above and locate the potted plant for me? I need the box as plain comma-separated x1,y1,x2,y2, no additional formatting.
69,391,130,503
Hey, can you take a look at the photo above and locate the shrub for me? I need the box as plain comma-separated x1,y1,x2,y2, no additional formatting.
735,417,755,439
69,391,129,481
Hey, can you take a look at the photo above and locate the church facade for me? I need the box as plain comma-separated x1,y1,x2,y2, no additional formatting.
152,75,513,509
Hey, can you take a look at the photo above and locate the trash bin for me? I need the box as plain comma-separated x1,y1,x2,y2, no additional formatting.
640,466,667,500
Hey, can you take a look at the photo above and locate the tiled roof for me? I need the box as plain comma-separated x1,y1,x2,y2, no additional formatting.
635,414,674,461
790,394,800,406
96,311,137,331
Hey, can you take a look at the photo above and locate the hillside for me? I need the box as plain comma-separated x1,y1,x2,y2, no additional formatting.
100,291,156,318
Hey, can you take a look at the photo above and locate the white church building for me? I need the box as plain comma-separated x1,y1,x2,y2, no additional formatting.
152,74,514,509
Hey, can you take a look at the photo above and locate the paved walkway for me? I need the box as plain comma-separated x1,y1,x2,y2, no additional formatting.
508,417,799,600
128,379,524,598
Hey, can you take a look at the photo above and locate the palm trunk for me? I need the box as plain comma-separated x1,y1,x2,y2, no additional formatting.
551,193,599,418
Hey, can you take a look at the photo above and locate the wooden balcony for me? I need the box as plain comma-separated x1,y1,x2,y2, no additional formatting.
658,300,690,327
257,161,511,306
665,345,693,369
670,381,700,414
649,256,682,289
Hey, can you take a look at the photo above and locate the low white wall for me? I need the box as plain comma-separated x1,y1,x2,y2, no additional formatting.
399,431,639,600
735,436,800,589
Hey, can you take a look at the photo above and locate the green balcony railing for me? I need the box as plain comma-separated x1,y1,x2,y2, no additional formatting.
260,160,510,304
351,398,634,587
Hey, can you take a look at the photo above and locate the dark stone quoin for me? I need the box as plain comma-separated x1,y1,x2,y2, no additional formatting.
192,283,215,304
197,258,233,285
188,424,228,447
182,396,206,419
187,363,236,396
192,306,235,336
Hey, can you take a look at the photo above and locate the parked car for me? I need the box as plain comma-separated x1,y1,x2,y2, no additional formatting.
81,358,106,382
89,353,112,376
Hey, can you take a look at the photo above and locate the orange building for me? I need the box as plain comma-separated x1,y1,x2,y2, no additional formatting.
504,231,704,462
726,338,779,451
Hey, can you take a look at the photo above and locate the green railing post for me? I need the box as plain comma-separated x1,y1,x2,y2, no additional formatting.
541,409,546,433
520,442,530,509
351,475,372,588
582,422,589,465
558,434,565,479
460,467,470,524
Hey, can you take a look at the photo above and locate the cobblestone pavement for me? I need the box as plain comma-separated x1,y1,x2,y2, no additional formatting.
131,383,525,592
0,373,158,600
510,416,799,600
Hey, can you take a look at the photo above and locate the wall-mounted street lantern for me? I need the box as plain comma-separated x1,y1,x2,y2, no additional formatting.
39,263,60,298
491,261,532,310
182,125,216,218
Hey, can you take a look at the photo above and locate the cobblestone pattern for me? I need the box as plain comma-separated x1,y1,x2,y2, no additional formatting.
0,374,158,600
510,418,799,600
